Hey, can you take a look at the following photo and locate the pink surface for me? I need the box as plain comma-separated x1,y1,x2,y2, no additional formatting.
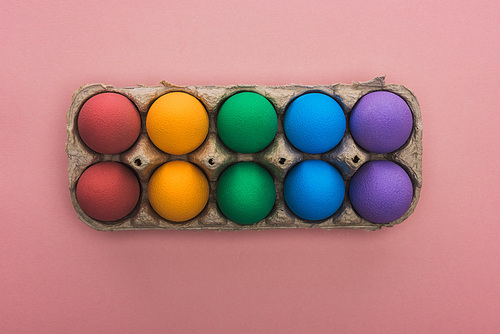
1,0,499,333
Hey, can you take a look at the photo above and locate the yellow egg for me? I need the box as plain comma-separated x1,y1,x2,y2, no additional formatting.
148,161,209,222
146,92,209,155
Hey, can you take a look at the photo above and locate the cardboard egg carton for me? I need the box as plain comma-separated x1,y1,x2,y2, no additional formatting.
66,77,422,231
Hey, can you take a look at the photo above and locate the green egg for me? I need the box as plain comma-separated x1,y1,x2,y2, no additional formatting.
217,92,277,153
216,162,276,225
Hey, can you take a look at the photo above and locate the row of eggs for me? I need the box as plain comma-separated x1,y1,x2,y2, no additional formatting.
77,90,413,157
76,158,413,226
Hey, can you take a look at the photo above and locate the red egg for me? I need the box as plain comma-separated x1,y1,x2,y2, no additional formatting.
78,92,141,154
76,162,140,222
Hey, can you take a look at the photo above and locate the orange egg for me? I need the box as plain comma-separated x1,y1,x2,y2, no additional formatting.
146,92,209,155
148,161,209,222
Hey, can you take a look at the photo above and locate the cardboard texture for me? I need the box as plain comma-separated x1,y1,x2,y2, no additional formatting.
66,77,422,231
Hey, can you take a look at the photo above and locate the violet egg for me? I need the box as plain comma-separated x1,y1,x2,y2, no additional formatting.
349,160,413,224
350,91,412,153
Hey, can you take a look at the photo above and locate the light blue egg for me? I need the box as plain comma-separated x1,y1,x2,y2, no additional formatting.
284,160,345,220
284,93,346,154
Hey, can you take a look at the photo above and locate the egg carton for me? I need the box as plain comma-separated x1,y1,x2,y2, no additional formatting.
66,77,422,231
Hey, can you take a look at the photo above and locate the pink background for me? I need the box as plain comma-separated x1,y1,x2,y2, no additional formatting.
1,0,499,333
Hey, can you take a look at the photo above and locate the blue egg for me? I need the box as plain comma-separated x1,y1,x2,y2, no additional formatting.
284,160,345,220
284,93,346,154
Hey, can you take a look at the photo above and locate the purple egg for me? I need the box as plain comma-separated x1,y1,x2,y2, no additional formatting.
350,91,413,153
349,160,413,224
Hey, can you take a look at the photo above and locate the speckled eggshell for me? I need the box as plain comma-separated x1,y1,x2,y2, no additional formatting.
217,92,277,153
78,92,141,154
349,160,413,224
76,161,140,222
216,162,276,225
284,93,346,154
284,160,345,221
350,91,413,154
